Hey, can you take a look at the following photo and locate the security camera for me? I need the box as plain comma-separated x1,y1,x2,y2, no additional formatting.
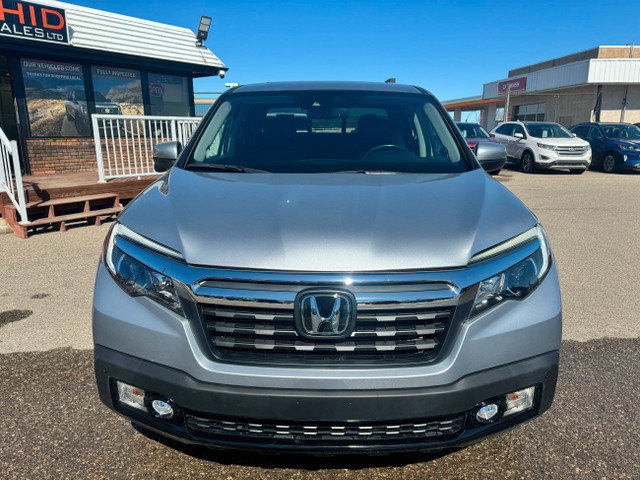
219,71,225,79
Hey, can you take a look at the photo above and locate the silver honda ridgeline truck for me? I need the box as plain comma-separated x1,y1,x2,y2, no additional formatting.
93,81,561,454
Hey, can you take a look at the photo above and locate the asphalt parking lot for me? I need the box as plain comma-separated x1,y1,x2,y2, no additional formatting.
1,168,639,479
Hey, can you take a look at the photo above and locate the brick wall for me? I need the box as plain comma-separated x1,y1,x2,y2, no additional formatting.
27,138,97,175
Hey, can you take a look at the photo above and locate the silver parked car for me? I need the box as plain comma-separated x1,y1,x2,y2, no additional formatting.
93,81,561,454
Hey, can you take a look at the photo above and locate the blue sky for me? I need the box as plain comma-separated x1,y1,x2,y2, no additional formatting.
67,0,640,102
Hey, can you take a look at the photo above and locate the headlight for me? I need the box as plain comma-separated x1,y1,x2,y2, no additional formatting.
104,223,184,316
471,225,551,318
536,143,556,151
618,144,640,152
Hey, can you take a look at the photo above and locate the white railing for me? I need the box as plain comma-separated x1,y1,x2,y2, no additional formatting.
0,127,28,223
92,114,201,182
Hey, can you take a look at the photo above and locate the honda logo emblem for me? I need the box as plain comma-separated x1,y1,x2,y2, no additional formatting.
294,290,356,339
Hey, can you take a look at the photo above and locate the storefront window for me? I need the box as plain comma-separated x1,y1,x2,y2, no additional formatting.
513,103,546,122
21,58,90,137
148,73,190,116
91,66,143,116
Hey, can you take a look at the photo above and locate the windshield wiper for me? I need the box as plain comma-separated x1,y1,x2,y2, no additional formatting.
187,164,269,173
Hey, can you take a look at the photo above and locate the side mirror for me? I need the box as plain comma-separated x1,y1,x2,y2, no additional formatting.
476,142,507,173
153,141,182,172
514,132,525,139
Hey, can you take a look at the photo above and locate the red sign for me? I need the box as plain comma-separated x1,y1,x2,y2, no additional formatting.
149,84,164,97
498,77,527,95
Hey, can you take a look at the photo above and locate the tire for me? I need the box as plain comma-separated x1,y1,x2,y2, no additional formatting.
602,153,618,173
488,169,501,176
521,151,536,173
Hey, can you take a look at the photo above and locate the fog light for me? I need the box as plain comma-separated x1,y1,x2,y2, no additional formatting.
504,386,536,417
475,403,500,423
116,381,146,411
150,399,174,419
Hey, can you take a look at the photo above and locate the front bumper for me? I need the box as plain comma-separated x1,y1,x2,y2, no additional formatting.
536,153,590,170
620,152,640,171
95,345,558,453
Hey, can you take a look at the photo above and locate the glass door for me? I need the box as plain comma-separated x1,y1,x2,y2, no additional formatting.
0,55,20,141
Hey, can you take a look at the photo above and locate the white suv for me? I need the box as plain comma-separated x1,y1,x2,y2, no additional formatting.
491,121,591,173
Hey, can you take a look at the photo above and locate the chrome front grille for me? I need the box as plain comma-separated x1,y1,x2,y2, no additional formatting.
555,145,589,156
202,306,450,362
193,277,458,366
186,413,464,444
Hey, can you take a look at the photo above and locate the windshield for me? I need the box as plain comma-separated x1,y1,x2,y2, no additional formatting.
524,123,573,139
186,91,468,174
457,123,490,139
601,124,640,139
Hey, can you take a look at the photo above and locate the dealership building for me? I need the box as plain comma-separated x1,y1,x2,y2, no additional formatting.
0,0,225,175
444,46,640,131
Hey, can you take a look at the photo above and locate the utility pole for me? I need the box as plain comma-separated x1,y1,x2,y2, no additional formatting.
621,42,634,122
504,84,511,122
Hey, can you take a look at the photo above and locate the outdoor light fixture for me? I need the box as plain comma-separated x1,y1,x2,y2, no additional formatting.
196,16,212,46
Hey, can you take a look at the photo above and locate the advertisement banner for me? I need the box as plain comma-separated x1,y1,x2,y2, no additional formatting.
21,58,89,137
91,66,143,116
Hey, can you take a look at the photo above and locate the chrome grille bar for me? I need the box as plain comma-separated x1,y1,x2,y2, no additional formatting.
193,274,460,366
555,146,589,156
186,413,464,441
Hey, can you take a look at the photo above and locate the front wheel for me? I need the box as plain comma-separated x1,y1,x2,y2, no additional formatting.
488,169,501,176
521,151,536,173
602,153,617,173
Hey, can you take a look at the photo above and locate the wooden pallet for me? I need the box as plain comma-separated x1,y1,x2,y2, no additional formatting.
3,193,123,238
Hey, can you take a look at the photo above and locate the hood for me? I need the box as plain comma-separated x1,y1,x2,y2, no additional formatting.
119,168,537,272
608,138,640,146
534,136,589,147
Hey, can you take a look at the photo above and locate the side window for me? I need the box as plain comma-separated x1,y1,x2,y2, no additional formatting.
589,127,603,140
495,124,513,136
192,101,233,162
513,124,526,137
571,126,588,138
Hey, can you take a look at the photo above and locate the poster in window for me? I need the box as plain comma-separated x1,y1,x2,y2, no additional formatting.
148,73,190,116
91,66,143,116
21,58,89,137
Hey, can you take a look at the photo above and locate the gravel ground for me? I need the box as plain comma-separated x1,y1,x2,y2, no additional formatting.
1,168,639,478
0,339,638,479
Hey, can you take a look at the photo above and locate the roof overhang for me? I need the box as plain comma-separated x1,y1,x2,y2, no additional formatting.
0,0,226,76
483,59,640,100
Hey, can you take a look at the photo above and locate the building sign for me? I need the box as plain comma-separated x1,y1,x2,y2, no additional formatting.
498,77,527,95
0,0,69,44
